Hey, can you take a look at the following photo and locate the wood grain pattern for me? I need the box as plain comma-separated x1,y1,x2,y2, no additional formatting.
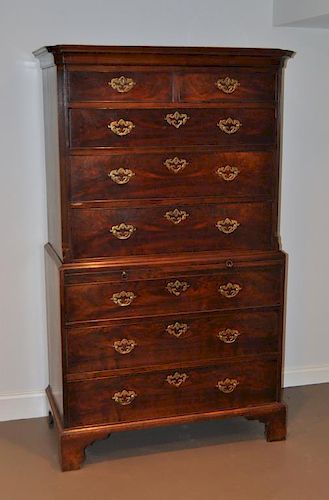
34,45,292,471
69,151,274,201
66,358,278,427
47,384,286,471
69,70,172,102
66,308,280,374
64,263,283,323
70,201,273,259
69,107,275,148
177,68,276,102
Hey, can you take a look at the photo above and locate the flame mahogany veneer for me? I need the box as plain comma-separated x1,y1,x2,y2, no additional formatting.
34,45,292,471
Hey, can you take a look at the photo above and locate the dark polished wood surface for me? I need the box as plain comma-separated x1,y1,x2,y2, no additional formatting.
69,151,274,201
65,263,283,323
66,358,278,427
70,201,273,259
35,45,292,470
69,70,172,102
70,107,275,148
66,308,280,374
68,67,276,103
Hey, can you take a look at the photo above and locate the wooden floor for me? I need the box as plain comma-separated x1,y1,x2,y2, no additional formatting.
0,384,328,500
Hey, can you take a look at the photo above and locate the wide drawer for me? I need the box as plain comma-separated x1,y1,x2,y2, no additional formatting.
65,264,283,323
66,358,278,426
70,201,273,259
177,69,276,102
69,107,275,148
70,151,274,201
68,70,172,102
66,309,280,374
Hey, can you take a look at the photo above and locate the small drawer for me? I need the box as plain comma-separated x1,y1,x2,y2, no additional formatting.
64,264,283,323
69,151,274,202
69,107,275,148
66,309,280,374
70,201,273,260
68,70,172,102
177,69,276,102
66,358,278,426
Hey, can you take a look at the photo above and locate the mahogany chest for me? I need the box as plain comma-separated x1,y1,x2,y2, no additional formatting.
34,45,292,471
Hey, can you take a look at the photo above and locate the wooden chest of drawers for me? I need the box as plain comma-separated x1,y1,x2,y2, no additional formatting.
35,45,292,471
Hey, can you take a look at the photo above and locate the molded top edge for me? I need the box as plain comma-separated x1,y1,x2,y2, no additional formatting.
33,45,294,68
34,44,294,57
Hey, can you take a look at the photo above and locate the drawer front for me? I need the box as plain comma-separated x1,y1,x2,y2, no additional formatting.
70,151,274,202
70,201,273,259
65,266,283,323
67,309,280,374
177,69,276,102
67,358,278,426
68,70,172,102
70,108,275,148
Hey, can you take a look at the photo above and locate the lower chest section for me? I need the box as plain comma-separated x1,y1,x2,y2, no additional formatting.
62,254,285,428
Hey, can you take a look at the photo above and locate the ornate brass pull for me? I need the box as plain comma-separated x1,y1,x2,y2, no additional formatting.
164,209,189,225
217,329,240,344
216,378,239,393
216,165,240,181
108,168,135,185
215,77,240,94
108,119,135,136
165,111,190,129
164,157,188,174
216,218,240,234
110,223,136,240
217,117,242,135
219,282,242,299
113,339,137,354
108,76,136,93
166,372,189,387
166,280,190,296
166,322,189,338
112,291,136,307
112,390,137,405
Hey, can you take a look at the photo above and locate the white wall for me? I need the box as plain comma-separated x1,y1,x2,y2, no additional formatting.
274,0,329,26
1,0,329,421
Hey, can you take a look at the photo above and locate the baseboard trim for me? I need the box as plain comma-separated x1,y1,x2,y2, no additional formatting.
0,391,48,422
283,364,329,388
0,365,328,421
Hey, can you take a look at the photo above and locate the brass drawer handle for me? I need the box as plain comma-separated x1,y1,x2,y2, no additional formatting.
108,168,135,184
113,339,137,354
215,77,240,94
219,282,242,298
217,378,239,393
166,372,189,387
166,280,190,296
164,157,188,174
110,223,136,240
217,117,242,135
166,322,189,338
112,291,136,307
217,329,240,344
108,76,136,93
216,165,240,181
164,209,189,225
108,119,135,136
216,218,240,234
112,390,137,405
165,111,190,128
